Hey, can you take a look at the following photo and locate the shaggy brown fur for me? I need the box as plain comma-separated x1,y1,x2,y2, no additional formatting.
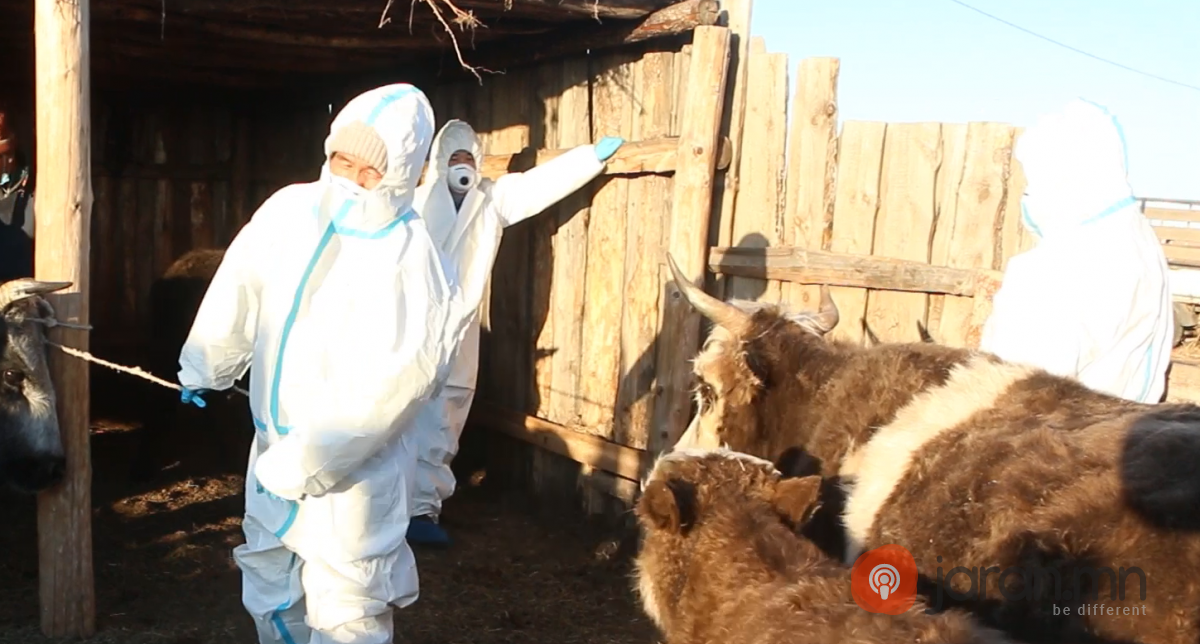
633,447,1018,644
129,248,254,482
665,254,1200,644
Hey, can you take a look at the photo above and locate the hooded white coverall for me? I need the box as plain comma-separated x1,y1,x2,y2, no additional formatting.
409,119,609,520
979,99,1173,403
177,84,470,644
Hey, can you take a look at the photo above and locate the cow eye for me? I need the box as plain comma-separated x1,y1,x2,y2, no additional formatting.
2,369,24,387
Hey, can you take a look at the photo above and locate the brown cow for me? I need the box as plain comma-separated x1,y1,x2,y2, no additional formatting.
664,253,1200,644
633,445,1020,644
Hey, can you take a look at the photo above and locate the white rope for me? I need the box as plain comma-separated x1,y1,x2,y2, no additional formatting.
29,317,250,398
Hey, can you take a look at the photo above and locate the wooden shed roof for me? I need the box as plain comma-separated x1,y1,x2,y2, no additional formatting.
0,0,699,88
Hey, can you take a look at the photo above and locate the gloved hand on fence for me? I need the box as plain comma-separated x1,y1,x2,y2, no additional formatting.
594,136,624,163
180,387,208,408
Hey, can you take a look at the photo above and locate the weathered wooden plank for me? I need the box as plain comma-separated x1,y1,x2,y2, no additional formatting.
863,123,942,343
927,123,968,343
708,246,1001,297
419,134,731,181
1151,225,1200,246
933,123,1013,346
725,38,787,303
546,57,594,428
33,0,95,634
1000,126,1033,268
529,68,559,422
580,53,637,435
653,26,732,452
230,112,251,228
471,403,649,483
471,0,721,72
118,178,138,330
783,56,840,309
484,69,534,413
616,51,674,451
825,121,885,345
710,0,754,301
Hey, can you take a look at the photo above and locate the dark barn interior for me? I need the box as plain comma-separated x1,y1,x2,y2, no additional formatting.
0,0,710,641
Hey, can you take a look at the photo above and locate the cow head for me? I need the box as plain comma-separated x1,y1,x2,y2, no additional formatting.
0,278,71,493
633,446,824,633
665,253,840,456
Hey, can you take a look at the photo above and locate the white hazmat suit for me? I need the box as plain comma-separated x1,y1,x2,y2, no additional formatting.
408,119,615,529
979,98,1173,403
177,84,469,644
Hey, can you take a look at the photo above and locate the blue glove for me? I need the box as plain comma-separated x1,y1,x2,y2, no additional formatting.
595,136,624,162
180,387,208,408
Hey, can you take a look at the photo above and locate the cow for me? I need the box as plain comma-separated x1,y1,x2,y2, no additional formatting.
663,253,1200,644
0,278,70,493
129,248,254,482
633,445,1020,644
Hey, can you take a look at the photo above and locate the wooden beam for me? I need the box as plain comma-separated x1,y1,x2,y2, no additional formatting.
420,134,732,181
155,0,662,20
34,0,95,638
653,26,732,452
708,246,1004,297
427,0,717,76
470,402,648,483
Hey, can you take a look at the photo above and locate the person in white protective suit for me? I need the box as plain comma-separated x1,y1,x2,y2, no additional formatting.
406,119,625,545
979,98,1173,404
175,83,471,644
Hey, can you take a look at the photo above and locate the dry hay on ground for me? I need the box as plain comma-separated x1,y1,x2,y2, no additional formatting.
0,416,658,644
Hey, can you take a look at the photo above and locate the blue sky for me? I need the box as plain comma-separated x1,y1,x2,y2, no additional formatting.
748,0,1199,201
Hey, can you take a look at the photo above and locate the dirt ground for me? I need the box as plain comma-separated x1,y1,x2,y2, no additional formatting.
0,407,660,644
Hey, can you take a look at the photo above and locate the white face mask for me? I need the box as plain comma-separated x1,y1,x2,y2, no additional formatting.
329,174,369,199
447,164,476,194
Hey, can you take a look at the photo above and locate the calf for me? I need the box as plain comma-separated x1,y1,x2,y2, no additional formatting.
634,446,1018,644
0,278,70,493
665,253,1200,644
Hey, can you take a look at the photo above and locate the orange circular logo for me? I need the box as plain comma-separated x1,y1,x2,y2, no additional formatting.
850,544,918,614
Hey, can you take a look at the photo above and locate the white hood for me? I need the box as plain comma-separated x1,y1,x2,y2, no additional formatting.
316,84,435,235
417,120,484,248
1016,98,1137,241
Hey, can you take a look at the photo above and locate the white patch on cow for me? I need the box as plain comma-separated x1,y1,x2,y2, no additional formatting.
840,355,1037,563
633,561,664,629
23,386,60,453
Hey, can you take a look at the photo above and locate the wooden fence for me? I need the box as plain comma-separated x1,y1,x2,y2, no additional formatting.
429,29,733,514
707,48,1037,349
438,26,1048,515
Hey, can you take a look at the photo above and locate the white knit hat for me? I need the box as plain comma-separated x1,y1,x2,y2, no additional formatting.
327,119,388,174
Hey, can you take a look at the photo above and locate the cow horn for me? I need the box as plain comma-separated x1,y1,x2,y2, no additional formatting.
0,279,72,311
811,284,839,334
665,253,751,334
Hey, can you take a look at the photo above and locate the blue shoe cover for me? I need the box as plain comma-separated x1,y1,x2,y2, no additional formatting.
407,515,451,546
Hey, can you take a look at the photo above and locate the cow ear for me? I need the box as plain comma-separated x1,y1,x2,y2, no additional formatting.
638,479,697,534
771,475,822,527
774,446,822,479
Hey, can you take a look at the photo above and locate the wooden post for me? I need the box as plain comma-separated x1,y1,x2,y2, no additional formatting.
34,0,96,638
652,25,732,453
